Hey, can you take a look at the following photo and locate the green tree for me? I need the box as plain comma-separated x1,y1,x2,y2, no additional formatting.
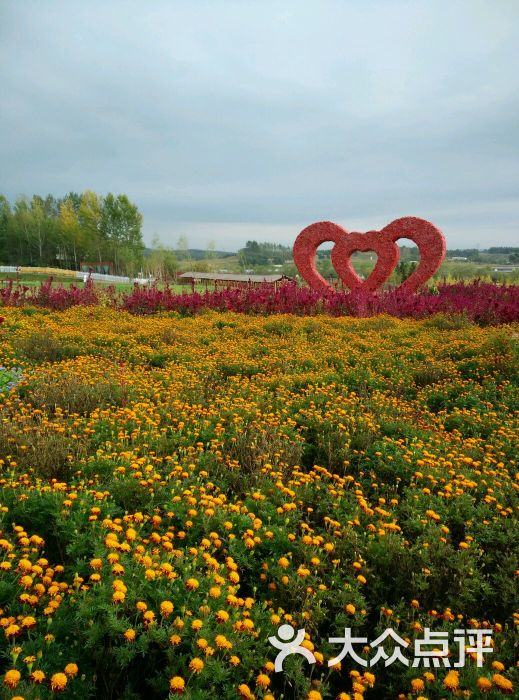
147,235,178,281
205,239,216,261
176,235,191,262
101,194,144,274
58,199,85,269
78,191,105,264
0,195,11,263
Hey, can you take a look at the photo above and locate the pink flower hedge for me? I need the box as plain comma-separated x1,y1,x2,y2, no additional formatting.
1,277,518,324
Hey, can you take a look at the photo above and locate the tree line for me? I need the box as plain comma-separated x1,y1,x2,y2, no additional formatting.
0,191,145,275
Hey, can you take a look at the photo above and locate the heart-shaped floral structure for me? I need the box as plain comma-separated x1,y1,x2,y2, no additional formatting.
293,216,446,294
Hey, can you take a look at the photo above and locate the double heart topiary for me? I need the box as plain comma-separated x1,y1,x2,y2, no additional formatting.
293,216,446,294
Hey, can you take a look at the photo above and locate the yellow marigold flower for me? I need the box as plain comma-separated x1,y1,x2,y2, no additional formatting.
278,556,290,569
256,673,270,689
143,611,155,625
21,615,36,628
230,655,241,666
237,684,253,699
189,657,204,674
170,676,185,693
30,669,45,684
411,678,425,692
3,669,21,688
216,609,229,623
215,634,231,649
209,586,221,598
443,670,459,690
363,672,375,687
50,672,68,692
90,558,102,570
169,633,181,646
186,578,199,591
345,603,356,615
492,660,505,671
64,663,78,678
112,590,125,603
124,629,136,642
160,600,174,617
476,677,492,692
136,601,147,612
307,691,322,700
492,674,513,693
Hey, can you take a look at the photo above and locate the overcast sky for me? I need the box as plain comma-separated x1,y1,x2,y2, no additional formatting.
1,1,518,250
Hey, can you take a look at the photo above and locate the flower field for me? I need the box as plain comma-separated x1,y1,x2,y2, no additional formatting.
1,278,519,325
0,307,517,699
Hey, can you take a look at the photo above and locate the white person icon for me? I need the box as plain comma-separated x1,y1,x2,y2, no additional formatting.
268,624,317,672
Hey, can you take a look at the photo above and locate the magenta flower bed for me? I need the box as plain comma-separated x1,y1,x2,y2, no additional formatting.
0,277,102,311
120,281,519,324
1,277,518,324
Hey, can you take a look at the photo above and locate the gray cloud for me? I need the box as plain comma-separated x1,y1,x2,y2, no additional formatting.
1,0,518,249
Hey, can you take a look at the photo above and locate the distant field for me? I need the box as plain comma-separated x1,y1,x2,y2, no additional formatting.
2,255,518,294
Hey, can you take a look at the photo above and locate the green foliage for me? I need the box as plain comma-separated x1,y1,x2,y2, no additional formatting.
0,190,145,275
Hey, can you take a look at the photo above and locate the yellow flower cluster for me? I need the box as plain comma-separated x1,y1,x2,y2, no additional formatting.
0,307,516,699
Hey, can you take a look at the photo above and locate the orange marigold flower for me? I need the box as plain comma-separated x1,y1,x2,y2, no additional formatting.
237,684,253,699
31,669,45,683
443,670,459,690
256,673,270,688
477,677,492,692
3,669,21,688
64,663,78,677
124,629,136,642
160,600,174,617
21,615,37,628
170,676,185,693
189,657,204,674
216,609,229,623
50,672,68,692
186,578,199,591
492,674,513,693
411,678,425,693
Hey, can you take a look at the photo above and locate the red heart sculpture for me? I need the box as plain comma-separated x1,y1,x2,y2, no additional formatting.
293,216,446,294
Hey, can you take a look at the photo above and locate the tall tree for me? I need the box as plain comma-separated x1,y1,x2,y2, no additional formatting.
146,235,178,281
101,193,144,274
0,196,11,263
58,199,85,269
78,191,104,264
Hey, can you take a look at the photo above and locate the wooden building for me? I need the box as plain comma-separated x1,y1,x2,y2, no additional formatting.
177,272,293,290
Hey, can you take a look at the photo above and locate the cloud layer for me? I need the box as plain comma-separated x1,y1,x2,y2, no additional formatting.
1,1,518,249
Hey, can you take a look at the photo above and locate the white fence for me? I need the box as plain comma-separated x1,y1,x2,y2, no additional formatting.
0,266,154,285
